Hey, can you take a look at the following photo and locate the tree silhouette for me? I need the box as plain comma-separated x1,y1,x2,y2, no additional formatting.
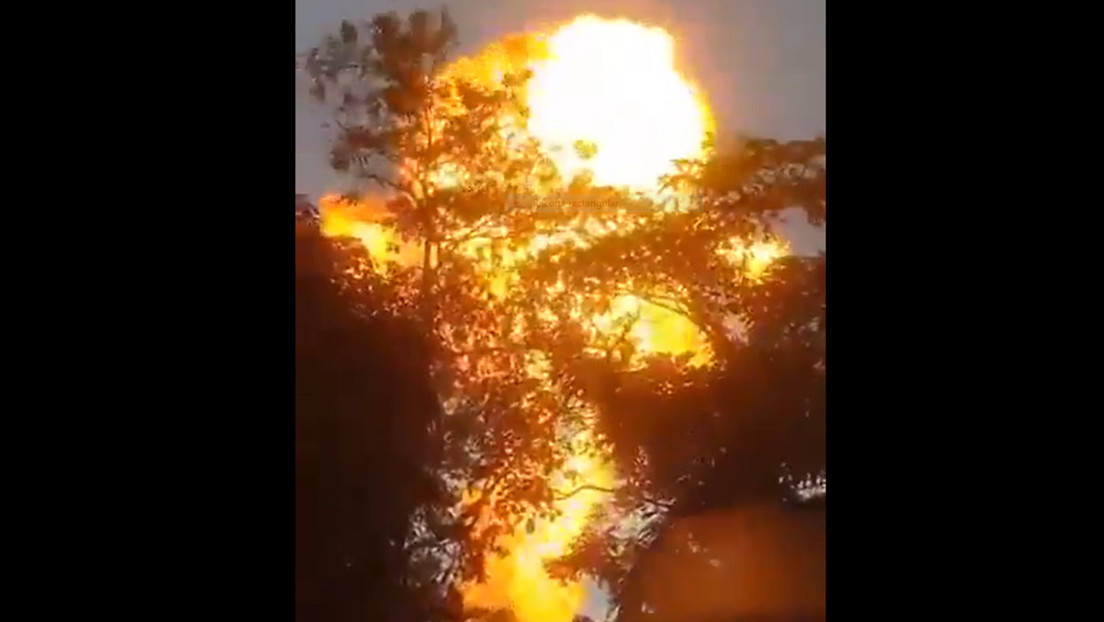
536,138,826,620
295,222,447,622
305,9,556,333
305,10,598,593
302,9,827,621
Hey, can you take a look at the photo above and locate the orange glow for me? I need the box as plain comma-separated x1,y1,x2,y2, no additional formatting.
448,17,716,621
719,238,790,281
314,15,786,622
462,431,615,622
317,194,421,269
591,294,712,367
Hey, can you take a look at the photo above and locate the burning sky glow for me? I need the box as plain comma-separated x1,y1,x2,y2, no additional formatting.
317,15,785,622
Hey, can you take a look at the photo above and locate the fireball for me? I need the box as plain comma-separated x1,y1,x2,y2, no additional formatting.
526,16,712,190
314,14,781,622
449,16,716,622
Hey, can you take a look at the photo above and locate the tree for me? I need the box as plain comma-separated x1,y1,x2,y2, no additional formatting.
530,137,827,620
305,9,556,334
304,11,600,597
304,9,827,621
615,502,825,622
295,222,446,622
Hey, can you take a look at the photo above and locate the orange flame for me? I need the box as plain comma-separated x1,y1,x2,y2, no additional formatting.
462,433,615,622
317,194,421,269
313,14,787,622
448,17,718,621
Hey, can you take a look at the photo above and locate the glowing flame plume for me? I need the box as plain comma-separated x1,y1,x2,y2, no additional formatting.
313,14,787,622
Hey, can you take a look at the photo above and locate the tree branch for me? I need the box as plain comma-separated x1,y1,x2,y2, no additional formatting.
555,483,674,510
601,312,639,363
364,172,415,204
448,344,540,358
616,289,692,322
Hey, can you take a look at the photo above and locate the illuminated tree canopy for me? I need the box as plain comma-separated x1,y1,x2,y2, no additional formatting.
300,8,826,622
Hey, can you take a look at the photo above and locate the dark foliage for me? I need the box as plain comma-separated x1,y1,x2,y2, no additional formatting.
300,9,826,622
295,223,442,622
